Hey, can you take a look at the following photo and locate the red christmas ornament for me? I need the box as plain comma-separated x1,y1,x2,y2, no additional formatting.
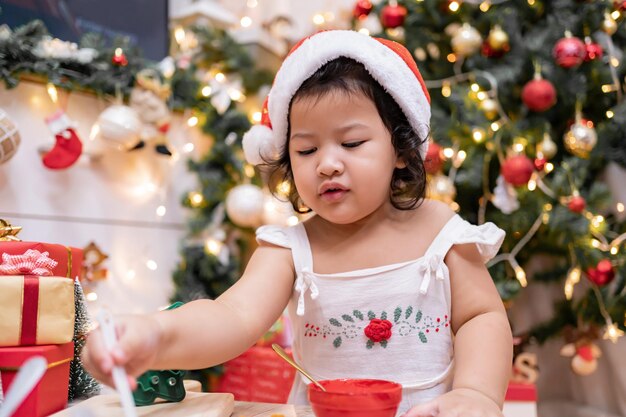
112,51,128,66
481,40,509,58
380,4,407,28
614,0,626,12
521,78,557,112
553,35,586,68
501,154,534,186
584,39,604,62
567,195,586,213
586,259,615,286
424,141,444,174
353,0,373,19
533,157,547,171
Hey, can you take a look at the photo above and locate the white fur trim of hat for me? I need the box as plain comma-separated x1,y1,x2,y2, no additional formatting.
242,30,431,165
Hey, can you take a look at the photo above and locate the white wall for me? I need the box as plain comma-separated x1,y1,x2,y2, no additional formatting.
0,81,201,315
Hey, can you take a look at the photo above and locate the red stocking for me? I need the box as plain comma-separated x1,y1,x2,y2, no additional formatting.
42,110,83,170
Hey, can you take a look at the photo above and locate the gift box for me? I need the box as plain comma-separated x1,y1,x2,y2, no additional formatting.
503,382,537,417
0,241,83,278
0,242,81,346
216,346,296,403
0,342,74,417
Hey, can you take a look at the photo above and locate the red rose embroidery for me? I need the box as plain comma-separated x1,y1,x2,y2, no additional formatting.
364,319,393,342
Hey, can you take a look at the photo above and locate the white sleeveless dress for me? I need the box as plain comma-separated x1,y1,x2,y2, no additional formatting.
256,214,505,415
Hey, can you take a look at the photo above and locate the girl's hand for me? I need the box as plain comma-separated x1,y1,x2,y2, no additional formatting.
81,314,163,389
402,388,504,417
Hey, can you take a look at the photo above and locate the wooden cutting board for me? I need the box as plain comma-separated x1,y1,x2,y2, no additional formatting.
51,391,234,417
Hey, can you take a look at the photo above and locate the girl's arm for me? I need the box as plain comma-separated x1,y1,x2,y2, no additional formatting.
83,243,294,385
446,242,512,407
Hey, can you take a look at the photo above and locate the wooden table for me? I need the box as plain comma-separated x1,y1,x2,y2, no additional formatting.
233,401,314,417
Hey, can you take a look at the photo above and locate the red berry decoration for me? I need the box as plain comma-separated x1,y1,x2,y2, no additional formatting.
424,141,444,174
380,3,407,28
353,0,373,19
586,259,615,286
553,34,586,68
567,195,586,213
534,157,547,171
584,38,603,62
522,78,557,112
501,154,534,186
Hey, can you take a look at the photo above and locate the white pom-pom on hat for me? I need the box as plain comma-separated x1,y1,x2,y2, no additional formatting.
242,30,431,166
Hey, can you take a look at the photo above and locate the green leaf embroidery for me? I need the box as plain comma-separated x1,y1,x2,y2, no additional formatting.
342,314,354,322
415,310,423,324
353,310,364,320
380,340,388,348
329,318,342,327
393,307,402,323
405,306,413,319
381,311,387,320
333,337,342,348
367,310,376,320
418,332,427,343
366,339,374,349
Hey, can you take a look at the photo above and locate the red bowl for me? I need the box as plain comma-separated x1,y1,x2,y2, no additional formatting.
308,379,403,417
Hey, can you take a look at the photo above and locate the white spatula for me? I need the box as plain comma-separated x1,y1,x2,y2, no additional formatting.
0,356,47,417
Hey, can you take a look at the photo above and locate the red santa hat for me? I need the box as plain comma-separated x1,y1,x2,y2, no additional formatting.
242,30,431,166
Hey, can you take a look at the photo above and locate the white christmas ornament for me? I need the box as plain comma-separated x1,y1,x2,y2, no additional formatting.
225,184,265,228
0,109,21,165
451,23,483,57
492,175,520,214
97,105,143,149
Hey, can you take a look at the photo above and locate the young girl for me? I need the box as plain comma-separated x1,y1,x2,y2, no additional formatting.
83,30,512,417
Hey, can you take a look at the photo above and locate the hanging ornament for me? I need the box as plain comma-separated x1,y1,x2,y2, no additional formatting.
553,32,586,69
615,0,626,12
97,104,143,149
479,99,499,120
380,2,407,29
225,184,265,228
42,110,83,170
492,175,520,214
602,13,618,35
111,48,128,66
424,141,444,174
560,341,602,376
537,132,557,159
563,119,597,158
0,108,21,165
584,37,603,62
521,76,557,112
482,24,510,58
586,259,615,286
567,195,586,213
427,173,456,204
501,154,534,187
451,23,482,57
353,0,373,19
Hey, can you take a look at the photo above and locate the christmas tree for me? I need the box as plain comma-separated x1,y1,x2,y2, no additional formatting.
352,0,625,367
69,279,100,401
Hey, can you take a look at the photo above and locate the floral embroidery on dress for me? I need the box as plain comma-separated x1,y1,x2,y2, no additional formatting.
303,306,449,349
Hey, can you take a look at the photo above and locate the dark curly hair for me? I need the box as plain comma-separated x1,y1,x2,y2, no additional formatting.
265,57,428,213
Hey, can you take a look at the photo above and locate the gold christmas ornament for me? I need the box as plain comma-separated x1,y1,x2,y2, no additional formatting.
602,13,618,35
479,99,499,120
0,109,21,165
428,174,457,204
487,25,509,50
564,122,597,158
451,23,483,57
537,132,557,159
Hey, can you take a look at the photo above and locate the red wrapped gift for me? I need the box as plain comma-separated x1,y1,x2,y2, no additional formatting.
0,342,74,417
0,241,83,278
503,382,537,417
217,346,296,403
0,243,80,346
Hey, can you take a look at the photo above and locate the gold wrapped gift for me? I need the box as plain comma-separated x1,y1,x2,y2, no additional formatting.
0,276,75,346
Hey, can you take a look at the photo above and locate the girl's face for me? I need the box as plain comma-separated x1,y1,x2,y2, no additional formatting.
288,90,404,224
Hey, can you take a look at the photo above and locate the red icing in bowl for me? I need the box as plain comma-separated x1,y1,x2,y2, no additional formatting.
308,379,402,417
